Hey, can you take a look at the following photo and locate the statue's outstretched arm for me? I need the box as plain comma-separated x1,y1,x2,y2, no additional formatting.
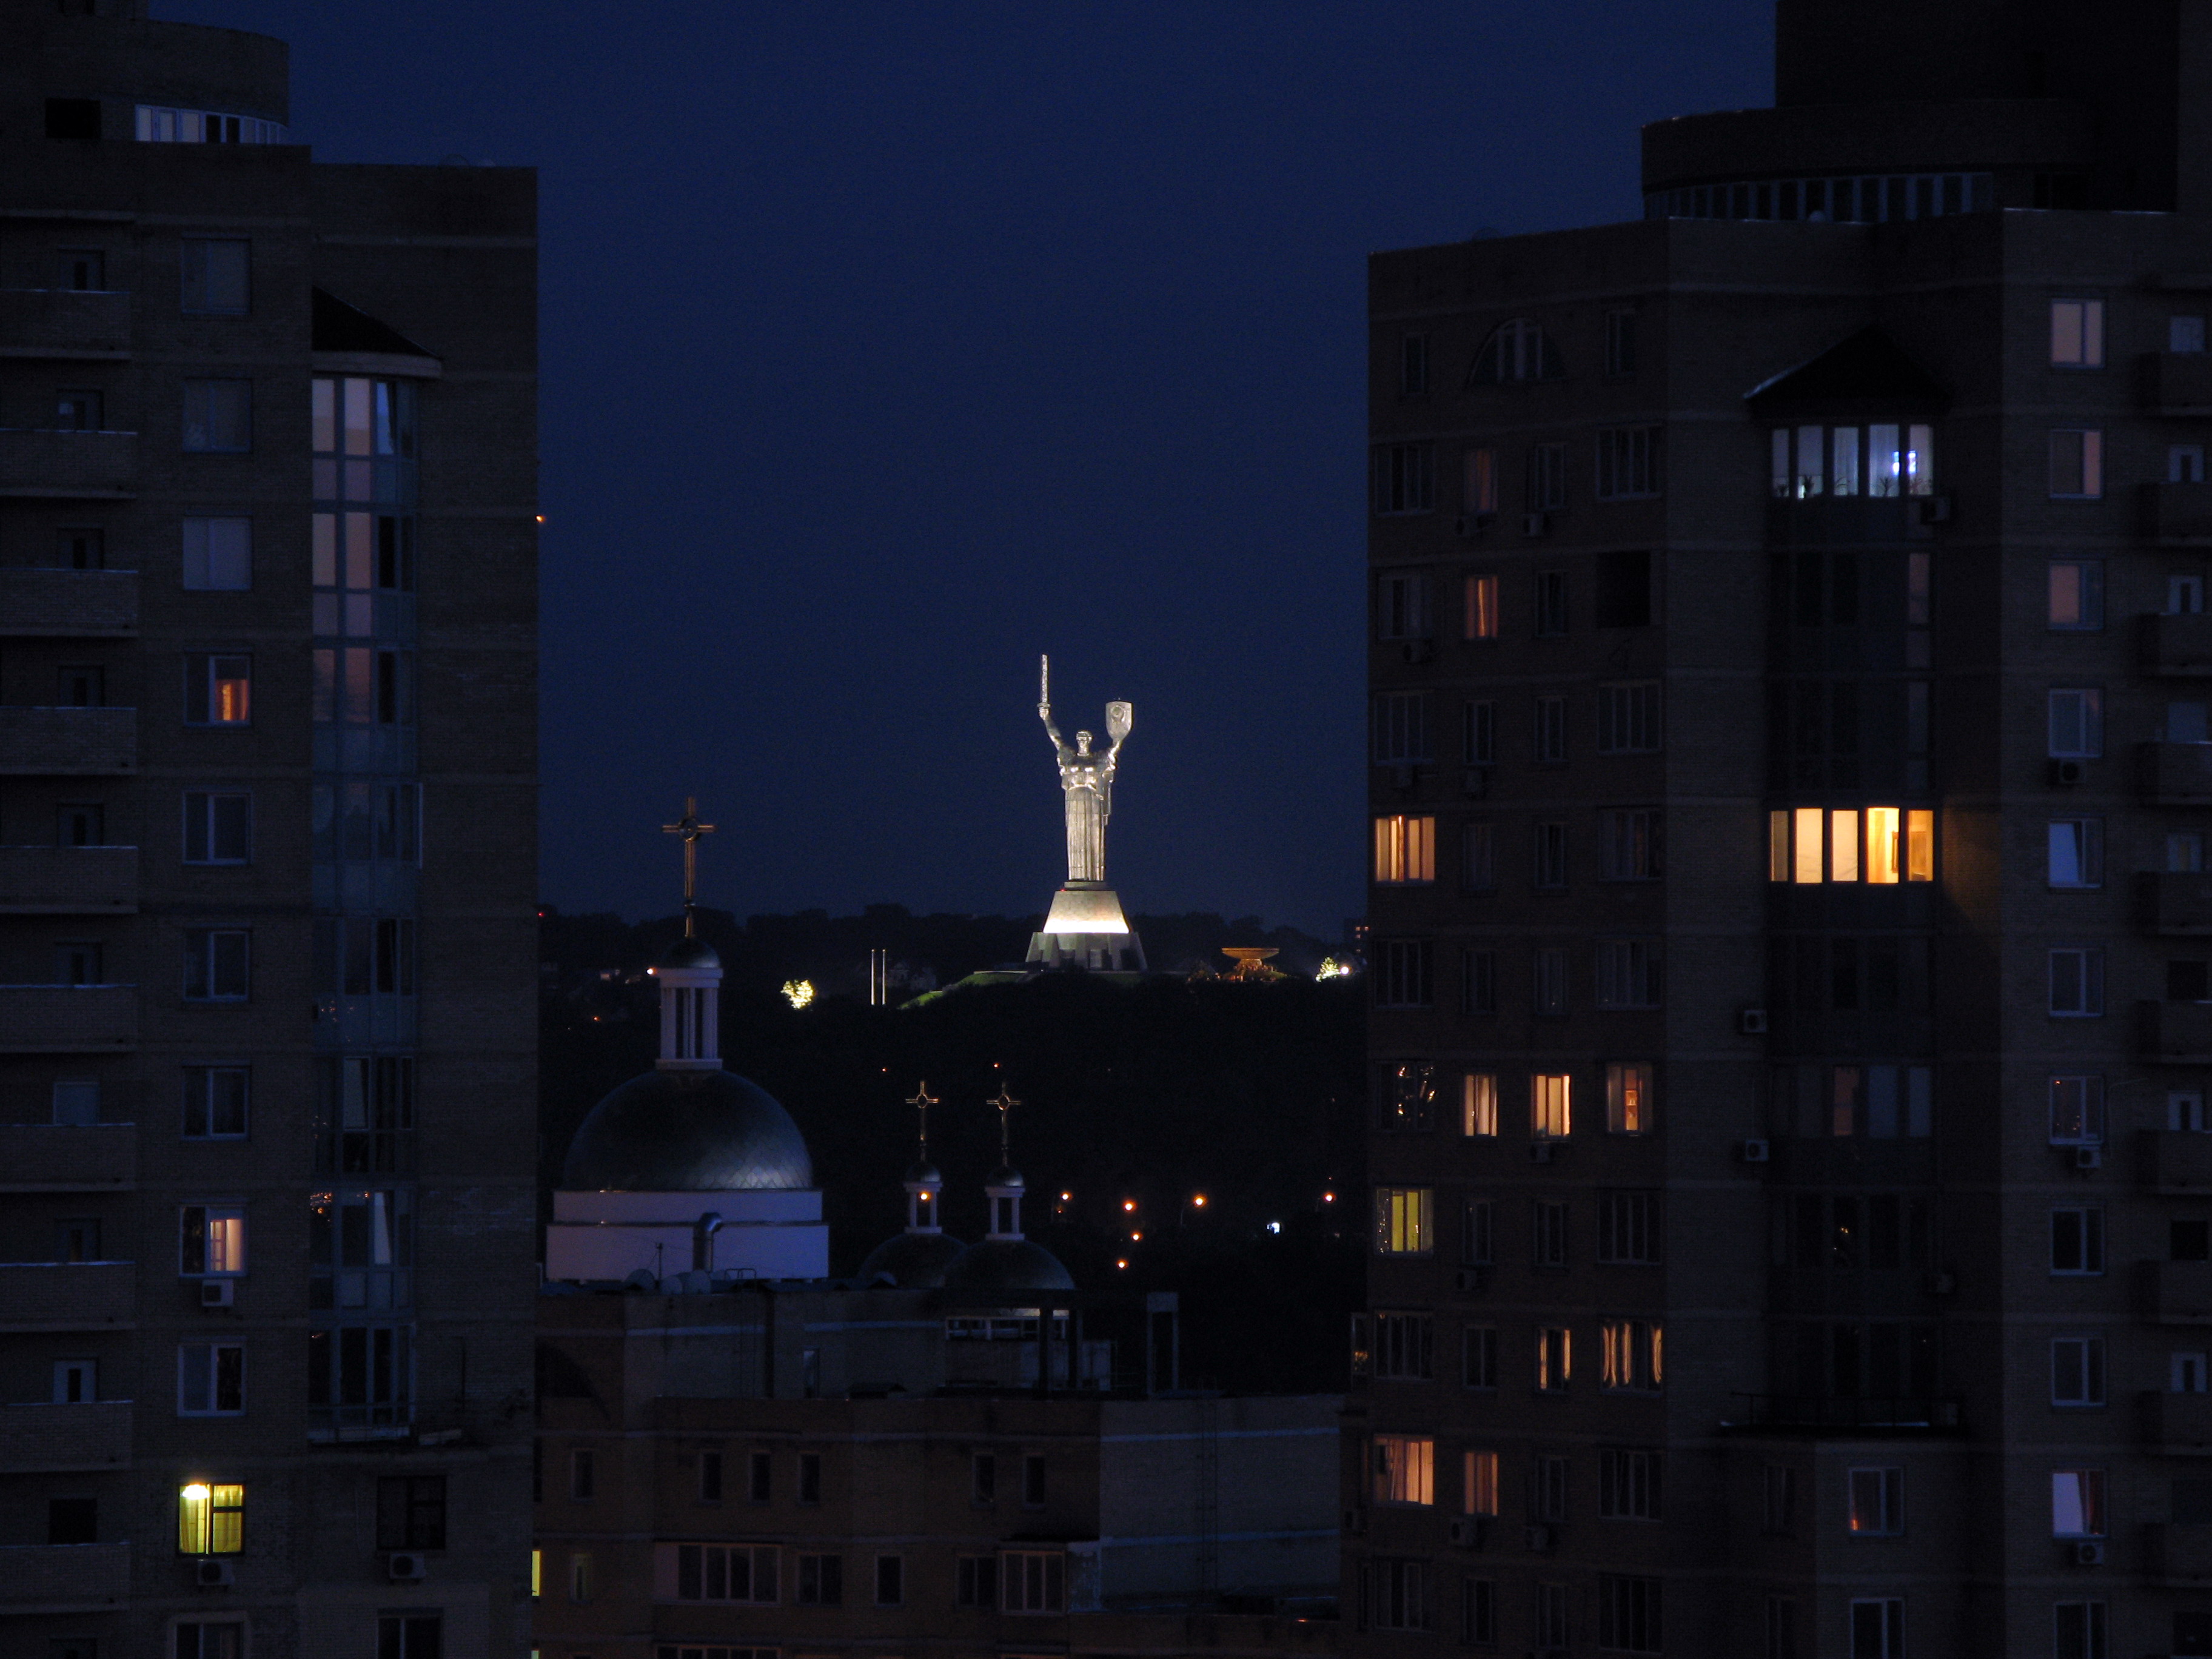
1040,705,1067,751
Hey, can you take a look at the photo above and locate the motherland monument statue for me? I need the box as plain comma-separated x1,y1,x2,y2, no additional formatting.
1026,655,1147,972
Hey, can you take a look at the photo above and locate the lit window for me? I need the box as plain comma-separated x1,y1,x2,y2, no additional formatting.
1372,816,1436,884
1535,1326,1571,1392
1846,1467,1903,1535
1373,1187,1432,1255
1372,1435,1435,1505
1464,572,1499,638
2052,1470,2106,1537
1463,1073,1498,1137
1532,1073,1571,1138
1600,1319,1663,1392
1463,1449,1498,1516
2051,299,2106,369
180,1205,246,1276
2048,560,2103,629
1607,1063,1653,1134
1768,807,1936,883
2050,429,2104,498
185,654,252,725
176,1482,244,1554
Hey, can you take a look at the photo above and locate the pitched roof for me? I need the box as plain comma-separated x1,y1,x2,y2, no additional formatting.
1745,326,1949,415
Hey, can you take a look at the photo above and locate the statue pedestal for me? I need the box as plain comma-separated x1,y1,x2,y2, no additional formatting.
1027,883,1146,971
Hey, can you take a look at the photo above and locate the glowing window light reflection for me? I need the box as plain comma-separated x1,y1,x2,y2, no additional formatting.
1867,807,1901,883
178,1481,244,1555
1830,809,1859,882
1769,808,1936,883
1793,808,1823,883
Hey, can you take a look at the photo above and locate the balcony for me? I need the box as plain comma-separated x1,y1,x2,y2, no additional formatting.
2140,1130,2212,1195
2141,1389,2212,1453
0,1401,132,1471
0,706,136,774
2141,612,2212,676
0,845,136,914
2139,872,2212,934
2140,352,2212,416
0,1541,130,1614
1722,1393,1962,1433
0,568,136,637
2148,1522,2212,1586
0,287,131,360
0,1261,134,1331
2140,741,2212,804
2142,1000,2212,1064
0,986,137,1053
0,1125,135,1191
0,429,137,500
2139,1259,2212,1323
1765,496,1917,547
2142,481,2212,545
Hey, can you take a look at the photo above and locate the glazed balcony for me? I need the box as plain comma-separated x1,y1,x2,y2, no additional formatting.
0,845,136,914
2140,352,2212,416
2140,1259,2212,1323
0,1401,132,1472
0,1125,135,1191
2140,1130,2212,1195
2148,1522,2212,1586
0,1261,134,1331
0,287,131,360
2141,741,2212,804
2141,1389,2212,1453
2140,871,2212,934
2142,481,2212,545
2142,1000,2212,1064
0,985,137,1053
0,1541,130,1614
1765,495,1916,547
0,706,136,774
2141,612,2212,676
0,568,136,637
0,429,137,499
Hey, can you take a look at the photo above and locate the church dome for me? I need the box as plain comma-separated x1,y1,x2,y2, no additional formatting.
857,1229,970,1289
942,1237,1075,1295
561,1068,813,1192
660,936,720,970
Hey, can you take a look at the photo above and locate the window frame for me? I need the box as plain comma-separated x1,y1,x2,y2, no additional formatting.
2048,428,2105,500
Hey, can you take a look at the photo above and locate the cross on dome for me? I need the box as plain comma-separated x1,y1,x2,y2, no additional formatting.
660,795,717,936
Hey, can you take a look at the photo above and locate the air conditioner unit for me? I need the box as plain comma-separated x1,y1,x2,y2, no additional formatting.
1925,1271,1957,1295
1343,1507,1367,1537
1454,512,1493,538
2072,1540,2106,1566
193,1558,235,1588
387,1552,428,1582
1447,1517,1484,1548
198,1279,235,1309
1741,1139,1771,1164
1917,494,1953,525
2073,1145,2105,1171
2048,757,2085,786
1399,639,1435,665
1529,1141,1556,1165
1740,1008,1769,1035
1523,1524,1555,1553
1455,1267,1489,1295
1521,512,1548,538
1463,766,1490,798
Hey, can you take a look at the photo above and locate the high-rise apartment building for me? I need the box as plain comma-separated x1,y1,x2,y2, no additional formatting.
1354,3,2212,1654
0,4,537,1654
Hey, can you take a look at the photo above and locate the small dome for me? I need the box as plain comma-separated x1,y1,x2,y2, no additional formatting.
986,1165,1026,1191
660,936,721,971
904,1159,943,1186
561,1068,811,1192
942,1237,1074,1295
857,1230,969,1289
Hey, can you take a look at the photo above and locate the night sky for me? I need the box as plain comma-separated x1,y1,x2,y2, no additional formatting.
162,2,1771,936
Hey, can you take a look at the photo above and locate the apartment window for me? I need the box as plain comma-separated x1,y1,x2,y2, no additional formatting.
570,1449,595,1500
1377,571,1430,639
1848,1467,1903,1535
670,1541,780,1603
183,793,252,865
184,929,249,1001
1597,1575,1664,1654
56,941,102,987
1595,549,1654,631
1532,1073,1572,1138
2179,446,2208,484
2049,952,2105,1018
183,380,251,452
1379,1062,1436,1133
1472,317,1562,383
1400,333,1430,395
1600,1319,1663,1392
1606,1064,1655,1137
1374,940,1433,1008
1372,691,1431,763
1536,1582,1571,1649
185,654,252,725
2053,1336,2106,1406
2048,560,2102,629
1598,1190,1661,1263
313,646,417,728
182,1067,248,1138
313,779,421,870
1527,443,1567,511
313,1055,415,1176
2048,820,2102,888
181,238,250,315
177,1343,244,1415
1596,425,1663,499
2050,429,2103,498
1604,309,1638,377
2052,1470,2106,1537
1533,824,1568,892
1372,815,1435,883
2051,300,2105,368
1374,1186,1433,1255
1536,1327,1571,1392
2051,1207,2105,1275
54,1358,96,1404
1367,1558,1429,1632
875,1551,904,1606
796,1450,822,1503
1463,1074,1498,1137
1533,695,1567,763
1462,823,1495,891
2179,315,2211,353
1461,948,1496,1014
183,517,251,590
1463,1325,1498,1389
1464,446,1499,514
1463,698,1495,765
971,1452,997,1506
698,1449,723,1502
1851,1600,1905,1659
796,1552,842,1605
1534,568,1567,634
1597,681,1661,752
2054,1601,2108,1659
1003,1549,1066,1614
52,1079,98,1127
56,247,105,290
1023,1453,1046,1507
312,916,417,1000
569,1550,593,1602
175,1624,246,1659
1464,574,1499,639
179,1206,245,1276
1597,940,1662,1010
955,1554,998,1607
377,1615,441,1659
305,1322,412,1434
176,1482,244,1555
1372,444,1435,514
1763,1465,1797,1537
1369,1312,1433,1382
56,527,104,570
748,1450,771,1502
55,387,101,431
1533,1199,1569,1267
1771,423,1934,498
1533,1455,1569,1523
2049,689,2102,757
1768,806,1936,883
1767,1597,1799,1659
1596,809,1663,882
377,1475,447,1550
1372,1434,1435,1506
1461,1198,1495,1264
1535,945,1569,1013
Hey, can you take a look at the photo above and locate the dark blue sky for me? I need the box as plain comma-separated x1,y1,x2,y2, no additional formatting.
164,1,1771,935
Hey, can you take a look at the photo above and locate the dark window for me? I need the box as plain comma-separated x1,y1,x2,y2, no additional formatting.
1374,940,1433,1008
182,380,252,452
1527,444,1567,511
748,1450,771,1502
55,1218,99,1263
1023,1454,1047,1506
796,1552,842,1606
376,1475,446,1551
1372,1312,1435,1380
1535,569,1567,635
1598,1191,1662,1264
1461,948,1496,1014
183,930,249,1001
55,528,103,569
1533,1200,1569,1267
56,249,104,291
1371,444,1435,514
1401,335,1430,396
48,1496,96,1545
377,1614,441,1659
699,1450,723,1502
1599,1450,1664,1521
1596,550,1653,627
2174,961,2211,1002
1463,1325,1498,1389
570,1448,594,1501
183,793,252,864
875,1552,903,1606
2176,1219,2211,1262
1462,1577,1496,1643
956,1554,999,1607
797,1451,821,1504
55,389,101,431
1470,318,1564,384
45,99,100,141
180,240,249,315
182,1068,249,1139
971,1452,996,1504
1598,1574,1663,1654
1604,310,1638,378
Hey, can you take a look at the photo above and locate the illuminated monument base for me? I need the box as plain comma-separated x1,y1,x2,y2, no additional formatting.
1027,880,1147,972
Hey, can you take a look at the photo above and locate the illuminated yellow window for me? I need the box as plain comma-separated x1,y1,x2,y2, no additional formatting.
1769,806,1937,884
1532,1073,1572,1139
1793,808,1823,883
1535,1326,1571,1391
1464,1449,1499,1517
1462,1073,1498,1137
1769,811,1789,882
1601,1319,1664,1392
1866,808,1901,883
1464,574,1499,640
1606,1062,1652,1134
1906,809,1934,880
1373,1187,1433,1255
531,1547,541,1598
1373,816,1436,884
178,1482,244,1554
1372,1435,1435,1506
1829,809,1860,882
